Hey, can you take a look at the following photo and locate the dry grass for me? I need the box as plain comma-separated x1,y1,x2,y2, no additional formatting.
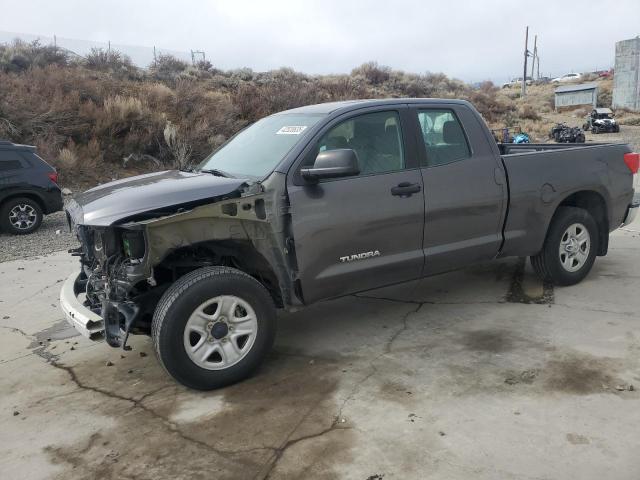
0,41,631,184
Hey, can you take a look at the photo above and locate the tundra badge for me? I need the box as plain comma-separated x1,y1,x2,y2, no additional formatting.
339,250,381,263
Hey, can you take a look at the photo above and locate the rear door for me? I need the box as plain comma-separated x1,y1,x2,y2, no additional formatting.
287,106,425,303
412,104,507,274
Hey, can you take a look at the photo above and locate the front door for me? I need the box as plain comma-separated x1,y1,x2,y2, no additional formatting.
288,107,425,303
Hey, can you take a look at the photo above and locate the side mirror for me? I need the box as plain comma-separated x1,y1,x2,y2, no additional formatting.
301,149,360,182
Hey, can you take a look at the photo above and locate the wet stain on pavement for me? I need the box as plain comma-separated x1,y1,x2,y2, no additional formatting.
461,329,515,353
542,352,624,395
505,257,554,304
42,350,355,480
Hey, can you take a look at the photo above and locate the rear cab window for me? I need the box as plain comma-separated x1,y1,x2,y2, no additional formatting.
417,109,471,167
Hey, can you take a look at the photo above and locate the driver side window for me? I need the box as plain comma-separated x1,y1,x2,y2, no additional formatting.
316,111,405,176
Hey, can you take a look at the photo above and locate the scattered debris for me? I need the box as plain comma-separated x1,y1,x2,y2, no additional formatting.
615,384,635,392
139,352,147,358
61,187,73,195
55,229,61,235
105,361,114,367
127,369,133,374
366,475,385,480
2,315,9,319
70,346,75,351
505,369,539,385
308,359,314,365
13,411,19,416
438,431,446,436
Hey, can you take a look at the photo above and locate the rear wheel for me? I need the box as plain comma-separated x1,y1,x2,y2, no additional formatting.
531,207,599,286
152,266,277,390
0,197,43,235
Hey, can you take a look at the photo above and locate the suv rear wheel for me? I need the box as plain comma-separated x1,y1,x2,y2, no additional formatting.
531,206,599,286
0,197,43,235
152,266,277,390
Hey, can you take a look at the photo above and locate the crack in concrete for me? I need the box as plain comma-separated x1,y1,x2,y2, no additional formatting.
552,302,637,317
0,324,33,339
385,303,424,354
30,345,274,464
259,413,350,480
257,301,425,479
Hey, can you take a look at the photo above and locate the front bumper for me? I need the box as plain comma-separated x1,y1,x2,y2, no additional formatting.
59,272,105,340
622,193,639,227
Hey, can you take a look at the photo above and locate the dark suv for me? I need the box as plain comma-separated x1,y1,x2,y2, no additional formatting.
0,141,63,234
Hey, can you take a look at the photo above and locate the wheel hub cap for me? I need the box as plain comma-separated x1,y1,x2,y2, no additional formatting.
211,321,229,339
558,222,590,272
9,204,37,230
183,295,258,370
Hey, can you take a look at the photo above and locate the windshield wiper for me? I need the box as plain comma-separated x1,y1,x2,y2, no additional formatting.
199,168,234,178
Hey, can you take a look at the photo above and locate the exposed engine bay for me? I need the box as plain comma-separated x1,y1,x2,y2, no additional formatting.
65,172,296,349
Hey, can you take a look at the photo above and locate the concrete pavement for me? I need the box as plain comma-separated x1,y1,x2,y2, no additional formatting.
1,226,639,479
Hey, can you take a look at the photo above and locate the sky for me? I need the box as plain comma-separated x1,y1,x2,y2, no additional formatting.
1,0,639,83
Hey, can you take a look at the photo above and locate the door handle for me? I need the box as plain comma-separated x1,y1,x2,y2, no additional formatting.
391,182,421,197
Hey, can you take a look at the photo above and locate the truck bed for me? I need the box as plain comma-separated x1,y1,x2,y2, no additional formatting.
497,141,634,258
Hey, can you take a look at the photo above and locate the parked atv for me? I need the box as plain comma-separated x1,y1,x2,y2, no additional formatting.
583,108,619,134
549,123,586,143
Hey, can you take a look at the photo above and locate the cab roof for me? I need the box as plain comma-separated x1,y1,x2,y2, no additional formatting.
278,98,472,115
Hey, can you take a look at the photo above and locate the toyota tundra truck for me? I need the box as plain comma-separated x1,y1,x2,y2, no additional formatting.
60,99,639,390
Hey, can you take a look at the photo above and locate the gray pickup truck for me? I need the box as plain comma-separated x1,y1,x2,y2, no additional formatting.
60,99,639,390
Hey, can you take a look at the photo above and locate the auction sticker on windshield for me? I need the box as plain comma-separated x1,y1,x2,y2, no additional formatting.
276,126,308,135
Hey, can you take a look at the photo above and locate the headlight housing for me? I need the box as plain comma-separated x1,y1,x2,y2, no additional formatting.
121,230,145,259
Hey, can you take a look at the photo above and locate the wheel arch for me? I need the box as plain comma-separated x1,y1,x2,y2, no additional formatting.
152,240,285,308
549,190,609,256
0,191,46,212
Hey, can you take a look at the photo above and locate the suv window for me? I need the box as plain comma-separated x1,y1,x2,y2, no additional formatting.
316,111,404,176
417,109,471,167
0,150,24,171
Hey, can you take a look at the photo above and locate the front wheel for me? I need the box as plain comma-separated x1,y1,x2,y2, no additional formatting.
530,207,599,286
152,266,277,390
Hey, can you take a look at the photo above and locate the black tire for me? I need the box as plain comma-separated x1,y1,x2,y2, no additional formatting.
530,207,599,286
152,266,277,390
0,197,43,235
591,126,598,134
613,125,620,133
576,133,585,143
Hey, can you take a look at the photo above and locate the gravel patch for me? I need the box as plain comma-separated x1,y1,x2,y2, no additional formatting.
0,211,79,263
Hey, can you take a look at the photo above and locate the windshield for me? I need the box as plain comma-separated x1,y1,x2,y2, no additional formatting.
199,113,324,178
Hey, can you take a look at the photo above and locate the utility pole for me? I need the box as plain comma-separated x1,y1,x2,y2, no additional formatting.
522,26,529,97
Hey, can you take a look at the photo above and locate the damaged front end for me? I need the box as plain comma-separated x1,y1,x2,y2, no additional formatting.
65,221,157,347
61,171,297,350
